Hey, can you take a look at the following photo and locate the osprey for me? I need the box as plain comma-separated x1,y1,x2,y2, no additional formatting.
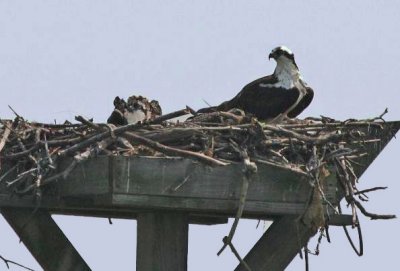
107,95,162,126
198,46,314,121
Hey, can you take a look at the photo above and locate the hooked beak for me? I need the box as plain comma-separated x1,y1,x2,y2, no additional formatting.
268,53,273,60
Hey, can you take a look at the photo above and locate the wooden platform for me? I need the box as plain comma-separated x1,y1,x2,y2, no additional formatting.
0,121,399,271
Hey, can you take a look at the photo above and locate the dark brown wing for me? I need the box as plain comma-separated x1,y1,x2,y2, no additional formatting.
197,75,279,114
287,86,314,118
217,75,300,120
107,109,127,125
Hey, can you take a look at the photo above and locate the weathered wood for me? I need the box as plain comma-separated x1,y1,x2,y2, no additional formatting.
111,156,310,202
53,156,318,217
58,156,313,203
235,216,317,271
56,156,111,196
0,193,352,225
137,212,188,271
0,194,228,225
1,207,90,271
112,194,307,217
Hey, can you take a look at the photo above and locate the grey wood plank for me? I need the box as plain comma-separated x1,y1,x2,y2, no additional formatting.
0,194,227,225
0,193,351,225
235,216,317,271
57,156,110,196
1,207,90,271
137,212,188,271
111,156,312,203
112,194,307,217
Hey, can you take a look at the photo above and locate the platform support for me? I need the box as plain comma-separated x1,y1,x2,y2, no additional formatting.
1,207,90,271
137,212,188,271
235,215,317,271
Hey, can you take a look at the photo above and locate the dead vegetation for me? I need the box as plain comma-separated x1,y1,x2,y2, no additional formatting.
0,107,397,270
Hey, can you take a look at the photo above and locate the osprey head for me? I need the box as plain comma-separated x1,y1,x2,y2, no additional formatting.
268,46,298,69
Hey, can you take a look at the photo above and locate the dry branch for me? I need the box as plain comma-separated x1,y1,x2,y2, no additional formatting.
0,110,395,222
0,108,397,271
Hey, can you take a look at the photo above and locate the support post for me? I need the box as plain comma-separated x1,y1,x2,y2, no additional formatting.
1,208,91,271
235,216,317,271
137,212,188,271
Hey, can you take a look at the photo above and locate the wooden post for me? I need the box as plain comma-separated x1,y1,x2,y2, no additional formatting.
137,212,188,271
1,208,91,271
235,216,317,271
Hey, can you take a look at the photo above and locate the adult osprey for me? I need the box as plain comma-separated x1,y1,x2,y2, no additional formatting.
198,46,314,121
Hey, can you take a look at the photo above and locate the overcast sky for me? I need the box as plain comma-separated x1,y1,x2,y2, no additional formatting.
1,1,399,270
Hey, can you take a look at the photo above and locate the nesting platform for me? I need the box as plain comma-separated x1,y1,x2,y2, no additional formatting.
0,119,399,271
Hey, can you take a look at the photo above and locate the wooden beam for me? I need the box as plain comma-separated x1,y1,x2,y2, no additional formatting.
1,208,91,271
235,216,317,271
137,212,188,271
57,156,313,204
113,194,307,218
111,156,312,203
0,194,227,225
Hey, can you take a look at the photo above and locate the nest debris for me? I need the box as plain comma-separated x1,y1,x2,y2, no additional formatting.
0,107,396,270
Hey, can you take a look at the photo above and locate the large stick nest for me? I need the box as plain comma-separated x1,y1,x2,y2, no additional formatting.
0,107,397,269
0,109,395,222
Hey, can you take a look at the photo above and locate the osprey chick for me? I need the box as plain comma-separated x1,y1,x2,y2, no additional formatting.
107,95,162,126
198,46,314,121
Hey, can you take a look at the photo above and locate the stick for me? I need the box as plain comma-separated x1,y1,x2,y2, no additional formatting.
75,115,227,166
0,255,35,271
8,105,22,119
150,107,192,123
263,124,346,145
354,186,387,195
0,121,11,153
123,131,228,166
218,147,256,255
353,200,396,220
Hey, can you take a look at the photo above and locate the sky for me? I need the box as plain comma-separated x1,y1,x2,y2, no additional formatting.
0,0,399,270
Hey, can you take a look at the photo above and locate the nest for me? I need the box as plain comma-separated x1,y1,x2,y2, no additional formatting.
0,107,397,269
0,108,394,215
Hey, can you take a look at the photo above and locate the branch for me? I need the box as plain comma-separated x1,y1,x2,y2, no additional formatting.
0,254,35,271
218,146,256,256
123,131,228,166
263,124,346,145
353,199,396,220
354,186,387,195
0,121,11,153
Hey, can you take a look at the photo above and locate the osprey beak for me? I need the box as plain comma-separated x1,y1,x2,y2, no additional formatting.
268,53,273,60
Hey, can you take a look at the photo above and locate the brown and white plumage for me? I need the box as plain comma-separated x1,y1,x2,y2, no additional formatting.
107,95,162,126
198,46,314,121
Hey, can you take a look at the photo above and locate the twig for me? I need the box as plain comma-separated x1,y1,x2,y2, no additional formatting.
253,158,309,178
150,107,193,123
338,204,364,256
0,164,17,183
15,139,114,194
304,244,310,271
0,121,12,153
0,254,35,271
8,105,22,119
263,124,346,145
123,131,228,166
361,108,389,123
58,118,176,157
218,147,256,255
354,186,387,195
226,240,252,271
353,200,396,220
